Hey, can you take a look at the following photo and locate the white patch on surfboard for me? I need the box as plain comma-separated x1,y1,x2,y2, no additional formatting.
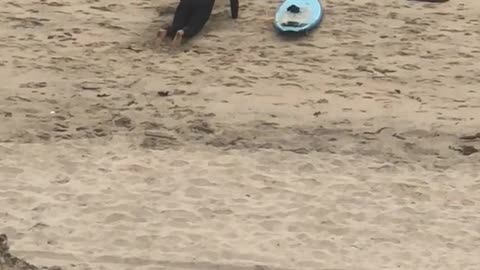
280,6,311,27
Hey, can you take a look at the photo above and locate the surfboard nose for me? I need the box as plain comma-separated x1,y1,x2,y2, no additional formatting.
274,0,323,33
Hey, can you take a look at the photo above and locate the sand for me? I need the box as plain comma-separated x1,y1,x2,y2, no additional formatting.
1,0,480,269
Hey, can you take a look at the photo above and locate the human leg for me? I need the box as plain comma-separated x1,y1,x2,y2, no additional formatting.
181,0,215,39
167,0,192,37
156,0,191,42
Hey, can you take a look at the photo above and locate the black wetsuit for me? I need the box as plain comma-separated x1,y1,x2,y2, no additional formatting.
166,0,239,39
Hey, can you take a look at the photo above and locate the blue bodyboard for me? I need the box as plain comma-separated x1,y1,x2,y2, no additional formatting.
274,0,324,33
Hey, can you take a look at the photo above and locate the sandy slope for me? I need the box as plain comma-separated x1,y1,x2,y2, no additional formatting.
1,140,480,270
1,0,480,269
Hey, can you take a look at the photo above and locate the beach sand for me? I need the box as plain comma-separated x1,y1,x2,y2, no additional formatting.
1,0,480,269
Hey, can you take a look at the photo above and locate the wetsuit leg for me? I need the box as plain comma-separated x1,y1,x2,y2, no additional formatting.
182,0,215,38
167,0,192,37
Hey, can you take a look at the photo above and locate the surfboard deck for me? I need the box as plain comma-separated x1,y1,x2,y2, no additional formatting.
274,0,323,33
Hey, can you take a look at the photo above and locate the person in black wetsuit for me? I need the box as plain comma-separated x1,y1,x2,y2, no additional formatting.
157,0,239,47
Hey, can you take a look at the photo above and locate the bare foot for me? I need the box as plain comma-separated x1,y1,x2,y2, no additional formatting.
172,30,184,48
154,29,167,47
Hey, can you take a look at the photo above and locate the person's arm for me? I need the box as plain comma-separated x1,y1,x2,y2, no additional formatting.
230,0,239,19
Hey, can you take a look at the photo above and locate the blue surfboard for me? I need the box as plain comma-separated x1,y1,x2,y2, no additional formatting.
274,0,324,33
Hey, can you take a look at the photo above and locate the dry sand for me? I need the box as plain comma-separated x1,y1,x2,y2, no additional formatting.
1,0,480,269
